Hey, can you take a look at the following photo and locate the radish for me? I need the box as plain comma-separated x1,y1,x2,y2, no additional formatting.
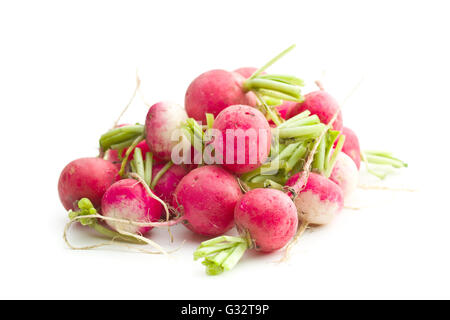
101,178,163,234
185,45,304,123
173,165,242,236
234,67,259,79
212,104,271,174
338,126,361,169
285,172,344,225
151,163,189,204
58,157,119,211
145,101,188,161
194,188,298,275
287,90,343,131
329,152,359,200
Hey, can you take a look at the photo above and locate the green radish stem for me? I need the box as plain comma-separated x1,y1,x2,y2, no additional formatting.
144,152,153,187
118,134,145,177
151,161,173,189
68,198,146,245
278,124,326,139
193,236,249,276
324,135,346,178
206,113,214,129
286,142,309,172
281,115,320,129
323,130,340,173
312,135,326,173
133,148,145,182
244,79,303,101
361,150,407,179
278,110,311,128
254,91,283,126
248,44,296,79
99,125,144,151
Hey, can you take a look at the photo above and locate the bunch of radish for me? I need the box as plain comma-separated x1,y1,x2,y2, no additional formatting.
58,45,407,275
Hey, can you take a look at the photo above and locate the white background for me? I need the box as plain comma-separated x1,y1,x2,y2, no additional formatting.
0,0,449,299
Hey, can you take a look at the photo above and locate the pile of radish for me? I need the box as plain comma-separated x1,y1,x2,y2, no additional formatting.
58,45,407,275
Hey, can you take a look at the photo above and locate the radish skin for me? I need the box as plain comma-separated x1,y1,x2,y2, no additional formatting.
151,163,189,204
173,166,242,236
185,70,255,122
234,188,298,252
285,172,344,225
288,91,343,131
101,179,163,234
212,105,271,174
145,101,188,161
58,157,119,211
340,126,361,169
329,152,359,201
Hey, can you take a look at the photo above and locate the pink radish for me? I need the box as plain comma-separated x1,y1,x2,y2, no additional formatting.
101,179,163,234
212,104,271,174
173,165,242,237
185,45,304,123
234,67,259,78
185,70,255,121
58,157,119,211
339,126,361,169
145,101,188,161
285,172,344,225
329,152,359,200
194,188,298,275
151,163,189,204
287,90,343,131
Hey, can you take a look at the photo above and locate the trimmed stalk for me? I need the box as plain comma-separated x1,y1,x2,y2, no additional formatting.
68,198,146,245
194,236,249,276
99,125,144,152
151,161,173,189
324,135,346,178
312,134,326,173
144,152,153,187
278,124,326,139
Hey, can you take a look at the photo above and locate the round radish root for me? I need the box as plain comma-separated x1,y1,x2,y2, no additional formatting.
287,91,343,131
212,105,271,174
285,172,344,225
329,152,359,200
152,163,189,204
101,179,163,234
234,67,259,79
173,165,242,236
193,188,297,275
340,126,361,169
58,157,119,211
185,70,254,122
235,188,298,252
145,101,188,161
276,100,297,119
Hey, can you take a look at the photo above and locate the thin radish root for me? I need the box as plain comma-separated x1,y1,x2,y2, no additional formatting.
113,69,142,129
279,219,309,262
358,185,417,192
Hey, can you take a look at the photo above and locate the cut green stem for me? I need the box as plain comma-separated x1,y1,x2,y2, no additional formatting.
249,44,296,79
151,161,173,189
324,135,345,178
194,236,249,276
278,124,326,139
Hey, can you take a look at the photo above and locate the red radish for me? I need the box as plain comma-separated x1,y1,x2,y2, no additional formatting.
101,179,163,234
173,165,242,236
287,91,343,131
329,152,359,200
276,100,296,119
151,163,189,204
285,172,343,225
212,105,271,174
145,101,188,161
58,157,119,211
234,67,259,79
185,70,255,122
234,188,298,252
193,188,298,275
185,46,304,123
339,126,361,169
